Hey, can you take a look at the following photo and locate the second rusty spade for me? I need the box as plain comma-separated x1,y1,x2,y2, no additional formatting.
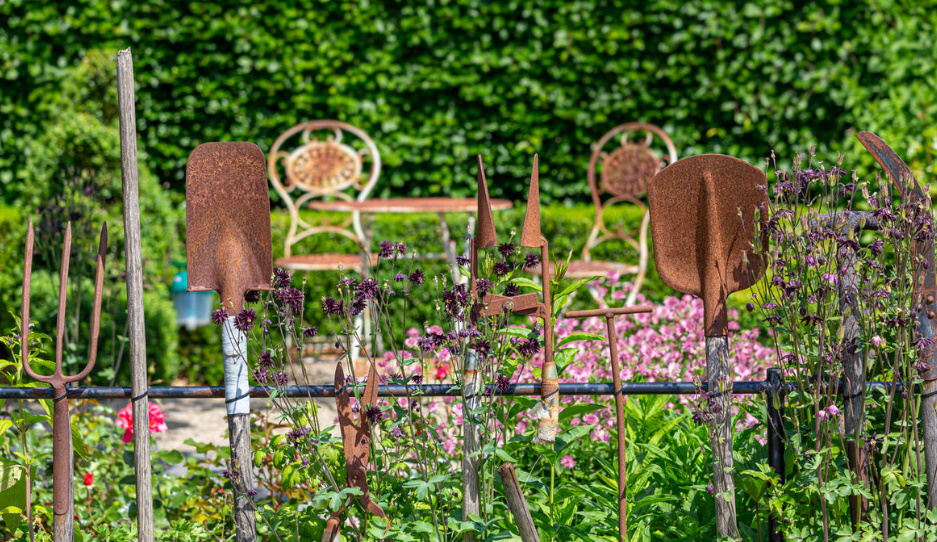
186,142,272,542
648,155,767,538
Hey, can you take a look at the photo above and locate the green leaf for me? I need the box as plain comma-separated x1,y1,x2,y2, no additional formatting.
555,332,606,350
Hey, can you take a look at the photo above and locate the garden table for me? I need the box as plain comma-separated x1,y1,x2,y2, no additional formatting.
307,197,513,279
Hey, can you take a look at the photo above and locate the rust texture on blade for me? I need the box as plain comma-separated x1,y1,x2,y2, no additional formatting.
324,362,388,540
520,154,542,248
647,155,767,336
476,155,498,248
21,219,107,538
857,132,937,381
186,142,272,314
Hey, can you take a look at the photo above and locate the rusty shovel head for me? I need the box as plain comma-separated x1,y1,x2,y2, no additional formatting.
186,142,272,314
647,155,767,336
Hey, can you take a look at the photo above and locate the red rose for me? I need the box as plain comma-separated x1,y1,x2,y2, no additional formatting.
83,473,93,486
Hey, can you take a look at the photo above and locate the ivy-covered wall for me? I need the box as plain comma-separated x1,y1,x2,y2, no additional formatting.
2,0,935,205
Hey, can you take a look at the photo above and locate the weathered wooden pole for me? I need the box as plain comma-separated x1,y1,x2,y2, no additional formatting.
116,48,156,542
497,463,541,542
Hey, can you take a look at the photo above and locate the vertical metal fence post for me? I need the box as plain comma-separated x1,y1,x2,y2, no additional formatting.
766,368,785,542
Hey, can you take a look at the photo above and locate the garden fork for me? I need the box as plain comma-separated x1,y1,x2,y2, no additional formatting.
21,220,107,542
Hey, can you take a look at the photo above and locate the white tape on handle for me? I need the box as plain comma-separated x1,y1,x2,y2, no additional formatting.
222,316,250,416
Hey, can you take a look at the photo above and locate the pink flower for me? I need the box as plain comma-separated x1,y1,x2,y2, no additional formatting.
582,413,600,426
560,455,575,469
115,402,168,443
437,347,451,362
427,325,444,335
817,410,829,421
871,335,885,348
825,405,840,418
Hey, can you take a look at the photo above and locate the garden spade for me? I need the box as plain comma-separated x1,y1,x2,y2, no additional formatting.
857,132,937,508
186,142,272,542
647,154,767,538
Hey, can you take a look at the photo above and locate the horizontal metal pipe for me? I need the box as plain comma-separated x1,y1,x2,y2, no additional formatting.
0,380,917,400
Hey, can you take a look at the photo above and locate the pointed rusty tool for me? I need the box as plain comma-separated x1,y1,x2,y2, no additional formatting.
565,305,653,542
22,220,107,542
857,132,937,509
648,155,767,538
186,142,272,542
518,156,559,445
323,362,388,541
463,156,543,540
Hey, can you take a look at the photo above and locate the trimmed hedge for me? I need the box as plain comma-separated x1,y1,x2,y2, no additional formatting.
2,1,935,206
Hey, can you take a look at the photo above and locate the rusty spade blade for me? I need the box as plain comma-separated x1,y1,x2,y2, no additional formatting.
324,363,388,541
476,155,498,249
647,155,767,336
185,142,272,313
647,154,766,537
520,154,542,248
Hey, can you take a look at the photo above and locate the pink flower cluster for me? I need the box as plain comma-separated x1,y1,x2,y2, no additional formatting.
115,402,168,443
368,273,778,452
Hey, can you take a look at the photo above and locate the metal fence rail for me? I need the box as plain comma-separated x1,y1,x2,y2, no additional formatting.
1,371,917,542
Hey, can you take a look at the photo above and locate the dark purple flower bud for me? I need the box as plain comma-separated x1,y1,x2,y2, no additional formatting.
409,269,425,285
503,283,520,297
244,290,262,304
366,406,383,424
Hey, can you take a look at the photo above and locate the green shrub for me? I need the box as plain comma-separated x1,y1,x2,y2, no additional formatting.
1,1,934,205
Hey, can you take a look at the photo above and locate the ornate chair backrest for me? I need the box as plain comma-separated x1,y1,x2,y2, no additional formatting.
268,120,381,258
584,122,677,261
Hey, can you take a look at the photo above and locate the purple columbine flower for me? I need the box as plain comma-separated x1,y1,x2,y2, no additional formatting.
503,283,520,297
235,308,256,332
493,261,511,276
212,308,228,325
244,290,262,304
303,326,318,338
498,242,515,259
409,269,425,285
524,253,540,268
322,296,343,315
257,350,274,368
394,273,406,282
366,406,383,424
356,279,379,300
273,266,292,289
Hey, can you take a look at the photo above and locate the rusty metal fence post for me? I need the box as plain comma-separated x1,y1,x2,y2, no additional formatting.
765,368,785,542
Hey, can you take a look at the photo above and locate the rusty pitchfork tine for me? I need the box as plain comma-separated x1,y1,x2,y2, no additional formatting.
23,221,107,383
21,219,107,542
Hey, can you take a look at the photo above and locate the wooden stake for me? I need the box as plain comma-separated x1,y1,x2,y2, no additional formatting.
707,336,738,538
117,48,155,542
497,463,540,542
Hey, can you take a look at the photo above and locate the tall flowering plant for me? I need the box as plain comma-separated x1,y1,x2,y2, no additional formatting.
751,149,936,538
221,235,547,541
